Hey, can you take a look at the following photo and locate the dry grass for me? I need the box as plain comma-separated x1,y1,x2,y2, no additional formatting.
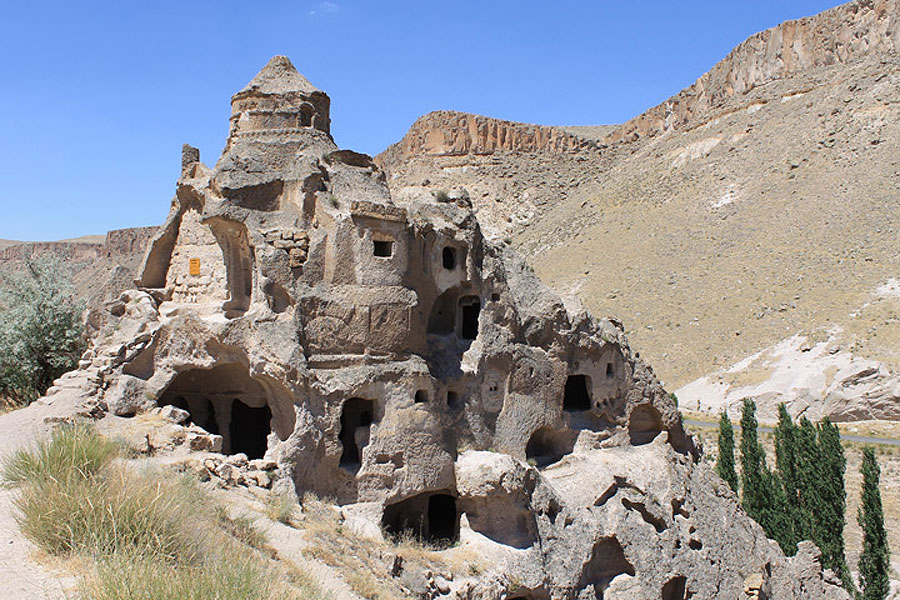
265,492,300,526
80,552,292,600
2,423,326,600
3,422,119,485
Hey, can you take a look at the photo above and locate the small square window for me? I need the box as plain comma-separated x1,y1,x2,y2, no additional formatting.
373,240,393,257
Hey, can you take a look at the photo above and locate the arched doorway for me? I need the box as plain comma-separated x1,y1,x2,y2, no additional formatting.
158,364,272,458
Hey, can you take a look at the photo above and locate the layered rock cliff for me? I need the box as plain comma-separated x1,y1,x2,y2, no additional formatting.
377,111,597,176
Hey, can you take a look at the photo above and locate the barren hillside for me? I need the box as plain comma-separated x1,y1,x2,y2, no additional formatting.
379,0,900,395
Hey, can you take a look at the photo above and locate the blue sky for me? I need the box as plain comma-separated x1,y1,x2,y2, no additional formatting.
0,0,844,241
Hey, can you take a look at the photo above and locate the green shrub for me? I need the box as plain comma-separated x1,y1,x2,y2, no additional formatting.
0,254,86,405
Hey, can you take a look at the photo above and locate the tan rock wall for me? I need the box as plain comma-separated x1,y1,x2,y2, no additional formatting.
377,111,596,172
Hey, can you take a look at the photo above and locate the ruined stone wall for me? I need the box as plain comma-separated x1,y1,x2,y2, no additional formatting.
605,0,899,143
165,210,228,303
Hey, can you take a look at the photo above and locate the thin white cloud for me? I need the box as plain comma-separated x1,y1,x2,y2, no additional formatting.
309,1,338,15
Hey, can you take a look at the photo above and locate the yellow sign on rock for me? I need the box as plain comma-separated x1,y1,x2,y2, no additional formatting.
189,258,201,276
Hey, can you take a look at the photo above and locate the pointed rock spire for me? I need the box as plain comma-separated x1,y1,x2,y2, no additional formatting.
237,55,321,97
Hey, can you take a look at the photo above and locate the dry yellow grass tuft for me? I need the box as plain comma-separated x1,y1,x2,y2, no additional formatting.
2,423,327,600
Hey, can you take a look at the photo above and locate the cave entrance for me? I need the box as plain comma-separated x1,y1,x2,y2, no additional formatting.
525,427,574,468
339,398,374,468
157,364,271,457
564,374,591,412
459,296,481,340
427,494,458,542
382,491,459,545
629,403,663,446
230,399,271,460
525,427,566,467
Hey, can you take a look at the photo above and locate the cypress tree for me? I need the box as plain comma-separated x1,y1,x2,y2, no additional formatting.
740,398,766,524
739,398,794,554
858,447,890,600
716,411,739,493
794,417,820,543
774,403,799,554
816,418,848,582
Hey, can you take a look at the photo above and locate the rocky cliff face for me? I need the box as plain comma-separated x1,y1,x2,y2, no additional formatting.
378,111,597,175
0,227,156,265
378,0,900,401
376,112,612,240
605,0,900,143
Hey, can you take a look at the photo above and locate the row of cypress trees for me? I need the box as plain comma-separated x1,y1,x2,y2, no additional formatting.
715,399,890,599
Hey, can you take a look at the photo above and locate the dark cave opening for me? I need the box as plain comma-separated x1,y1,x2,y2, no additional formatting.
382,491,459,545
563,374,591,412
459,296,481,340
339,398,375,467
229,399,271,460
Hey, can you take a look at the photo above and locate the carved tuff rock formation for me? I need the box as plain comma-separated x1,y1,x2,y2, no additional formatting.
46,56,849,599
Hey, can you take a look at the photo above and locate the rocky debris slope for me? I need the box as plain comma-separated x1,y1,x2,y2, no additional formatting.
677,331,900,424
0,55,853,600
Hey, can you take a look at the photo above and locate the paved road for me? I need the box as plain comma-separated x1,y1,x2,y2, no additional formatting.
684,419,900,447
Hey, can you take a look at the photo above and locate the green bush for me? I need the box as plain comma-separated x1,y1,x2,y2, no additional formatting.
0,254,86,405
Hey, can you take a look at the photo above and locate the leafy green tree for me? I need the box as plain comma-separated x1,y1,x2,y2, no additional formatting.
716,411,739,493
816,418,848,582
774,403,800,554
857,447,889,600
0,254,85,405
